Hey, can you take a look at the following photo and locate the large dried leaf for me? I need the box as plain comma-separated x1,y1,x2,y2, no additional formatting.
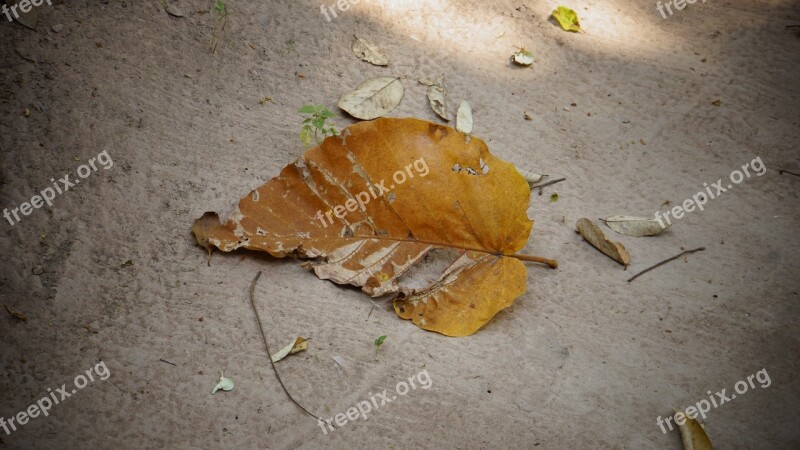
601,215,668,237
576,218,630,265
338,77,404,120
193,118,550,336
8,0,38,29
351,35,390,66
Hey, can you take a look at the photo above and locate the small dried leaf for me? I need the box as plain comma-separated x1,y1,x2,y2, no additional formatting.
422,78,449,121
518,168,546,186
271,337,308,362
601,215,669,237
338,77,404,120
576,218,630,265
211,372,234,394
456,100,473,134
676,413,714,450
550,193,558,203
552,6,581,32
351,35,390,66
512,48,534,66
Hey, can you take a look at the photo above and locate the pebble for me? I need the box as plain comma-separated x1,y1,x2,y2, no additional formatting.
51,23,63,33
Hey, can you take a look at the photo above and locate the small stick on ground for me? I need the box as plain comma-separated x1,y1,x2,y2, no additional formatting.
778,168,800,178
627,247,705,282
159,359,177,366
536,177,566,195
249,271,323,422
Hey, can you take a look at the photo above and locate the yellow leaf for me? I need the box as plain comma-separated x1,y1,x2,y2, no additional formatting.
193,118,557,336
552,6,581,32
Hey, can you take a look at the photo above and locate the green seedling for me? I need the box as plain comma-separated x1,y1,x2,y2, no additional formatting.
374,335,386,359
299,105,339,147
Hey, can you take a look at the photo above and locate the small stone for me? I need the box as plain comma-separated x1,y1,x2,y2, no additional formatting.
51,24,64,33
32,266,44,275
166,5,184,17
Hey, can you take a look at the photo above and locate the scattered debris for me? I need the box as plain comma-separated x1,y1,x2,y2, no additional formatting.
159,359,177,366
332,356,346,375
550,193,559,203
120,259,134,268
711,99,721,106
536,177,566,195
576,218,631,266
600,216,669,237
32,266,44,275
524,112,533,120
51,24,64,33
249,272,322,419
627,247,705,282
777,168,800,178
5,305,28,322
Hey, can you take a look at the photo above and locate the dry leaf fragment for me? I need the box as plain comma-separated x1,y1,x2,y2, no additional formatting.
211,371,234,394
576,218,630,265
518,168,546,186
351,35,390,66
338,77,404,120
456,100,473,134
524,112,533,120
676,412,714,450
271,337,308,362
512,48,534,66
601,215,669,237
192,118,556,336
419,77,449,121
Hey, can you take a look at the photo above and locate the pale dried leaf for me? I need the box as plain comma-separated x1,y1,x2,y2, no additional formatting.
338,77,404,120
601,215,668,237
456,100,473,134
351,35,390,66
576,218,630,265
512,48,534,66
423,77,449,121
270,337,308,362
518,168,546,186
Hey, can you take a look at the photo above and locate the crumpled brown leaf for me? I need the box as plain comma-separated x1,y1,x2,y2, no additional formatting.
193,118,556,336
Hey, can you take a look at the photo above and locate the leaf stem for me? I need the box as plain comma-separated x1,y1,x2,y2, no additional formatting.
510,254,558,268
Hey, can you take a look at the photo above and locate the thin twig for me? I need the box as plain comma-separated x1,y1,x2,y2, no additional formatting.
159,359,177,366
778,168,800,178
627,247,705,282
366,304,376,321
511,253,559,268
536,177,566,195
249,271,323,421
786,24,800,29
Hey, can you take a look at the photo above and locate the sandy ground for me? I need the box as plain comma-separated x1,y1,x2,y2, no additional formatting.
1,0,799,448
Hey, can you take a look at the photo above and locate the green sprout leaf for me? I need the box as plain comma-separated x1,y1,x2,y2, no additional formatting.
374,335,387,347
298,104,339,147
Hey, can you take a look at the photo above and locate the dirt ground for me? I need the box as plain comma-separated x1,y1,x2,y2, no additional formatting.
1,0,799,448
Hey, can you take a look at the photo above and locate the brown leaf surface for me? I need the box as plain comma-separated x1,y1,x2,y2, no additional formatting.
676,413,714,450
576,218,631,265
193,118,554,336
